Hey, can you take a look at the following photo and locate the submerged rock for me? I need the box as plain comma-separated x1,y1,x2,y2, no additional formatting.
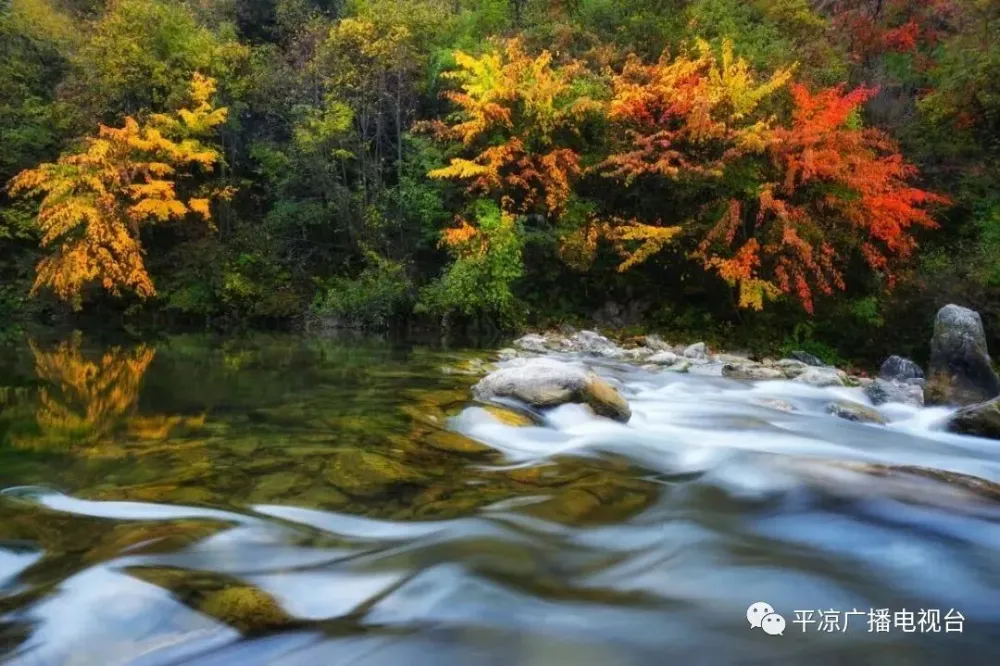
880,355,924,382
789,350,826,367
325,449,428,497
756,398,796,412
783,458,1000,507
199,586,290,633
947,398,1000,439
440,358,495,376
864,377,924,407
825,399,886,425
794,367,847,387
664,359,691,373
926,304,1000,406
722,363,784,381
473,359,631,422
483,405,537,427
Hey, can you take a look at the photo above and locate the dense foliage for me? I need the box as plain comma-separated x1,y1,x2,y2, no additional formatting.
2,0,997,361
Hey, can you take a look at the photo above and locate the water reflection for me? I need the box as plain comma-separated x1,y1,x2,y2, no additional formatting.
0,335,998,665
7,336,204,455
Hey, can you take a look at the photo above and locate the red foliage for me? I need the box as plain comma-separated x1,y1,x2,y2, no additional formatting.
725,84,949,313
830,0,957,62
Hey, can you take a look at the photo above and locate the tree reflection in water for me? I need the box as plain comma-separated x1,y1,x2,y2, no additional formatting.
12,335,203,454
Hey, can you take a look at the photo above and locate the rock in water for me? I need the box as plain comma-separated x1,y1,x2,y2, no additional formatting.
647,351,679,365
473,359,631,422
722,363,784,381
793,367,847,388
683,342,707,360
774,359,809,378
643,334,672,352
789,350,825,366
513,333,550,354
947,398,1000,439
826,400,887,425
880,355,924,382
925,304,1000,406
864,378,924,407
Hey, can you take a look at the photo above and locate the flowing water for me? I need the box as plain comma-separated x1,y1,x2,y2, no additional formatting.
0,334,998,665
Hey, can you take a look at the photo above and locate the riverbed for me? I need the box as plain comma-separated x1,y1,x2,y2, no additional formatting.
0,334,998,665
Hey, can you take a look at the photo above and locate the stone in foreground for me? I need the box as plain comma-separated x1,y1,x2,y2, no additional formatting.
947,397,1000,439
473,359,631,423
925,304,1000,406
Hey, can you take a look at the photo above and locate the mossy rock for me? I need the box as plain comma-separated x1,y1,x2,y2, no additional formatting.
324,448,428,497
251,471,309,502
199,586,290,633
483,405,535,427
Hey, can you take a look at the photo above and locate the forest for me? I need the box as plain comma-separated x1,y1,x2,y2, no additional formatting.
2,0,998,364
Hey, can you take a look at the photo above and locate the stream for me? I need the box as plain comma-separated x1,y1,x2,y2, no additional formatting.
0,334,998,665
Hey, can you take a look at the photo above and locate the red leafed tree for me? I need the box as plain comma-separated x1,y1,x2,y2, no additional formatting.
829,0,957,64
700,83,949,312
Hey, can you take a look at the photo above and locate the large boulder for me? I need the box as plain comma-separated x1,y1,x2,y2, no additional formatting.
925,304,1000,406
947,398,1000,439
880,355,924,383
473,359,631,422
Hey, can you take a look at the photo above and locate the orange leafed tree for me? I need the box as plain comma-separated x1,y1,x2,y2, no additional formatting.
601,40,946,312
603,39,793,183
597,40,793,286
425,38,603,220
8,73,228,308
698,83,948,312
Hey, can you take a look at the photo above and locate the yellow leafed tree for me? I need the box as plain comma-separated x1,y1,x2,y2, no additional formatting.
8,73,229,308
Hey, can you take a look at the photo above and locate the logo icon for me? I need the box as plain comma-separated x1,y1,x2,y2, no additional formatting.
747,602,785,636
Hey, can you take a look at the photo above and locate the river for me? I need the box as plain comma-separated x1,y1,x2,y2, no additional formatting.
0,333,998,665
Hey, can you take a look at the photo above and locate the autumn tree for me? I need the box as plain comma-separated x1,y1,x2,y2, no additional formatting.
702,84,947,312
8,74,229,307
591,39,791,290
601,39,946,312
825,0,957,65
426,37,604,220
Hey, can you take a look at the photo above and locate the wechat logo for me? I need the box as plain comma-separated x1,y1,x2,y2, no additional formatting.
747,602,786,636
